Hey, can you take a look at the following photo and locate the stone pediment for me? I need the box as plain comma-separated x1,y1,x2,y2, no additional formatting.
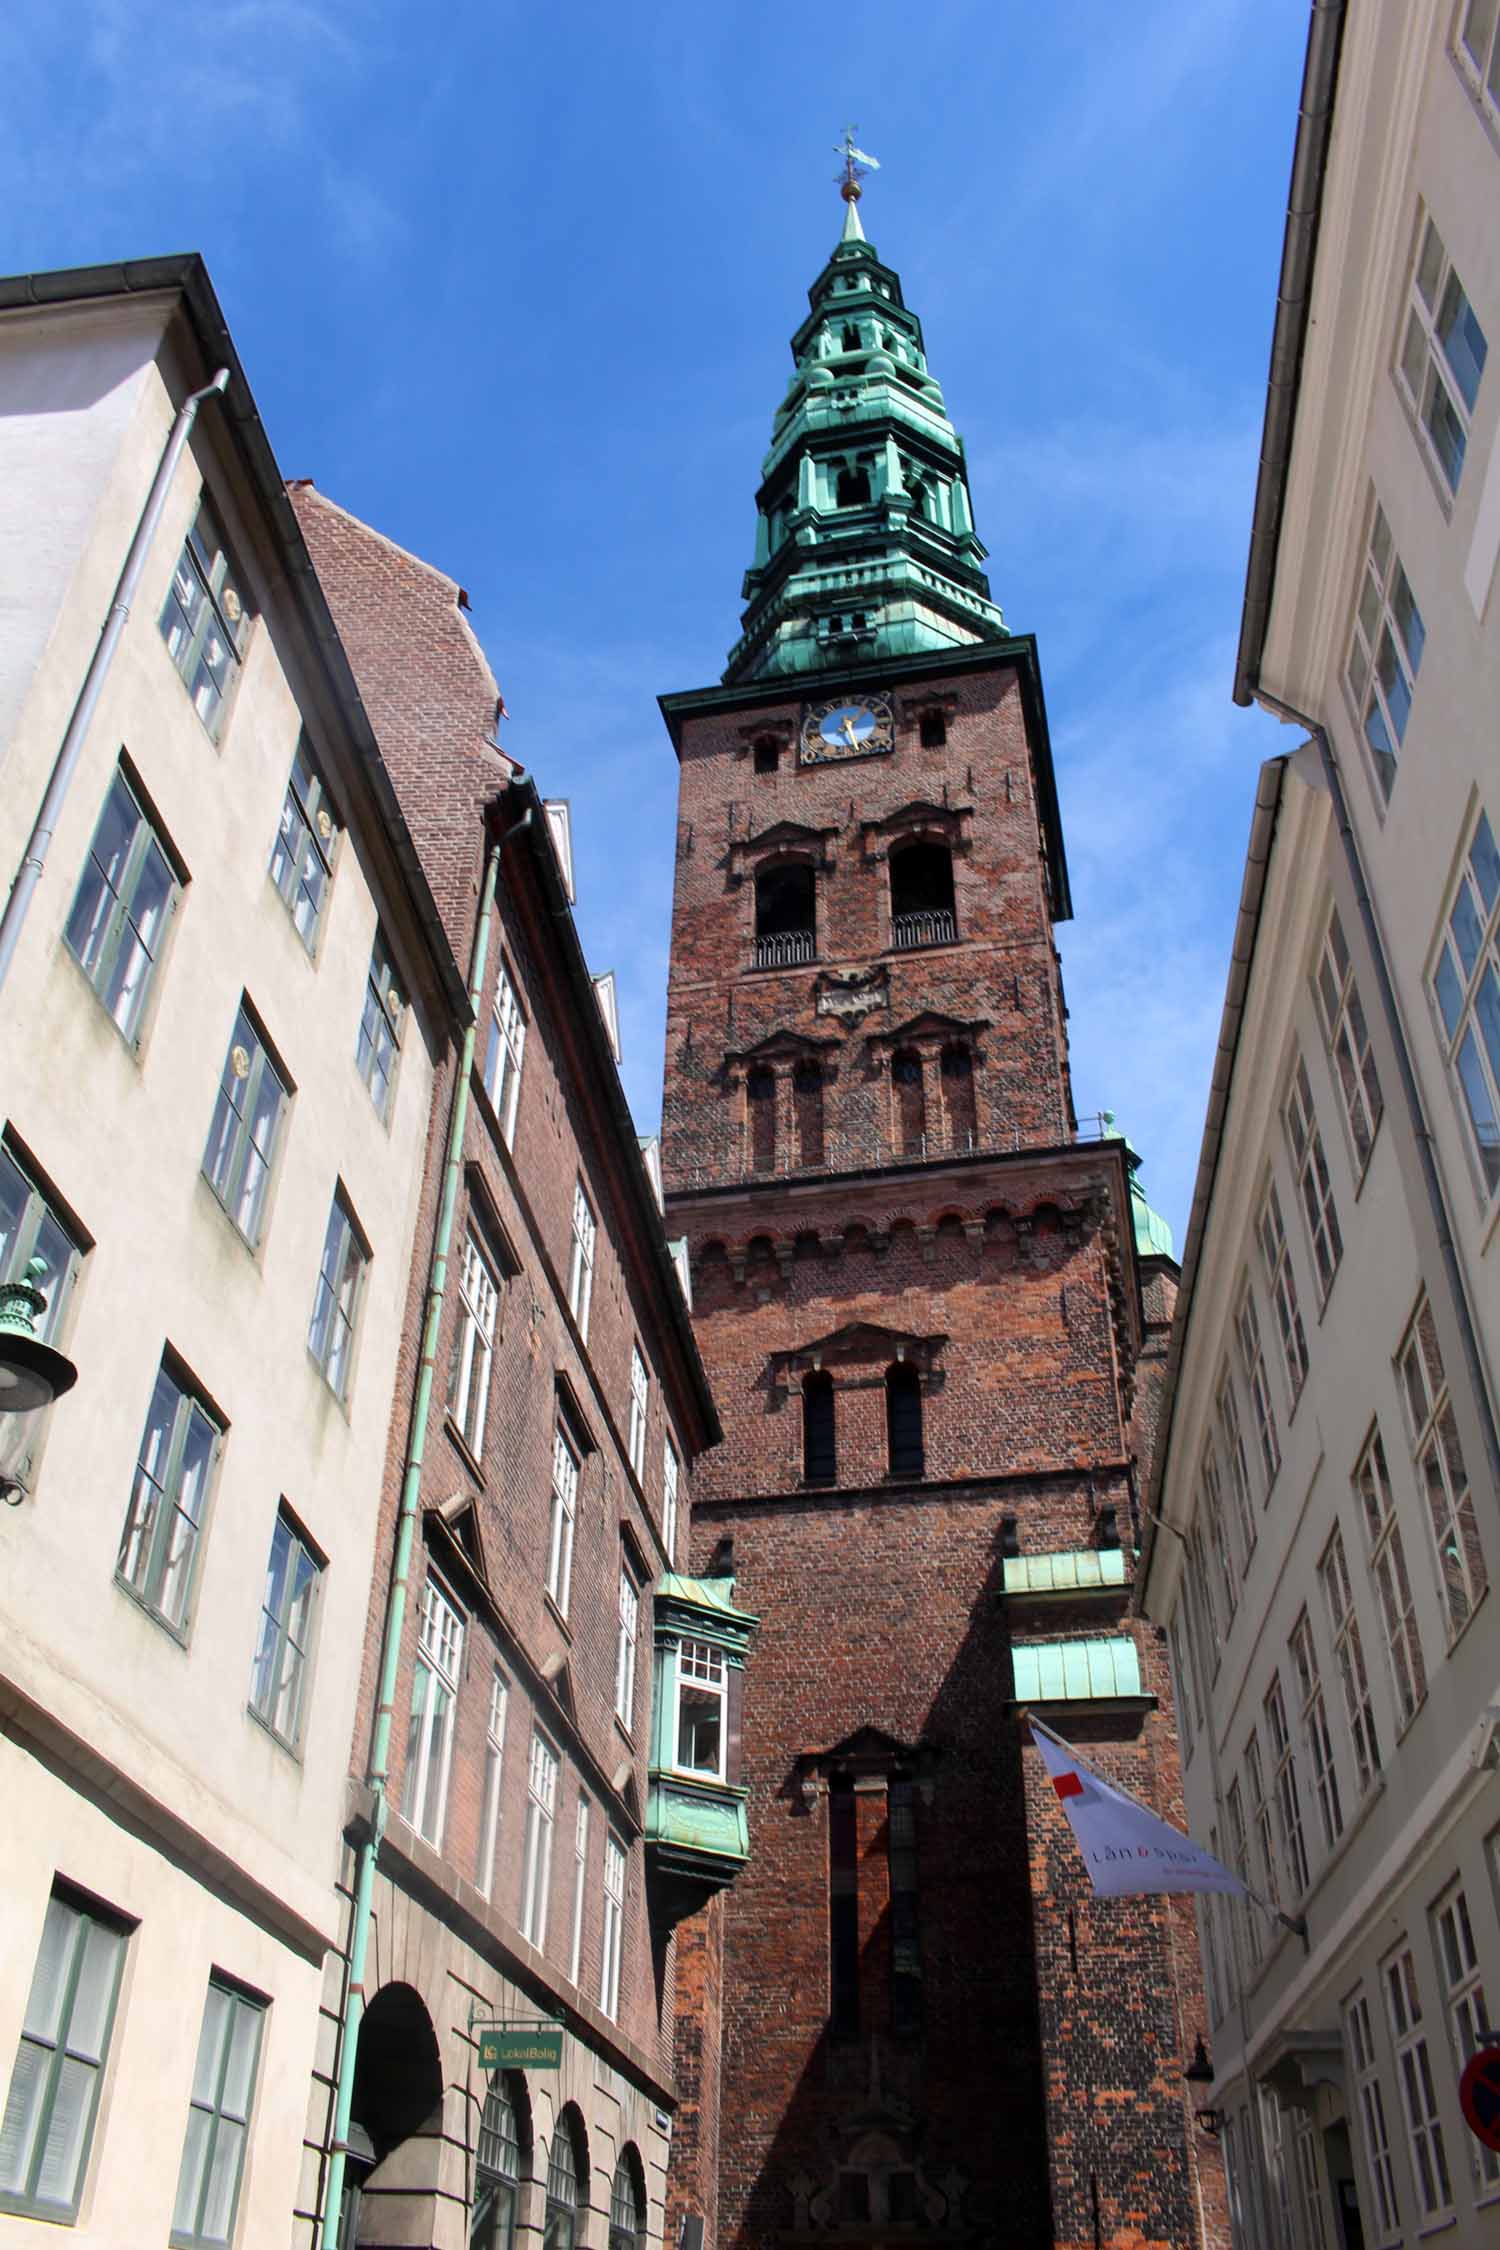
727,819,840,880
427,1493,493,1599
770,1321,947,1379
859,797,974,859
723,1028,842,1085
866,1009,990,1055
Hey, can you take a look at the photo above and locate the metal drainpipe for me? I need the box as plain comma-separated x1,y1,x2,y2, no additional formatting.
0,366,230,1003
1253,688,1500,1488
318,815,522,2249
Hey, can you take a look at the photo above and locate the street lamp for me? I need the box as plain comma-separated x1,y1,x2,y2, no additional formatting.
0,1258,78,1500
1184,2033,1226,2139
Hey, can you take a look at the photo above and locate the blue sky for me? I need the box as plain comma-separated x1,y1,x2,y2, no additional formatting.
2,0,1308,1243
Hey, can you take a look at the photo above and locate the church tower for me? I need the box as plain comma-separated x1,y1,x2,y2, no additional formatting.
659,165,1219,2250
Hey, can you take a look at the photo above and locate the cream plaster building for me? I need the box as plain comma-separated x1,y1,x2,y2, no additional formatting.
0,258,466,2245
1140,5,1500,2248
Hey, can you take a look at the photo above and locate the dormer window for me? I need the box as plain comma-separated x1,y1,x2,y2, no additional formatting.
672,1641,727,1779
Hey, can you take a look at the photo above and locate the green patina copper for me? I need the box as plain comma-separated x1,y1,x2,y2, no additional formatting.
1101,1111,1176,1262
645,1573,759,1925
1002,1548,1128,1598
724,197,1006,684
1012,1636,1143,1705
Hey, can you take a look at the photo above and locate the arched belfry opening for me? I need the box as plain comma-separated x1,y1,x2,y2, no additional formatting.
890,841,956,949
755,861,816,967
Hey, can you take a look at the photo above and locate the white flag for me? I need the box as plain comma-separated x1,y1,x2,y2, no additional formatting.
1029,1716,1247,1899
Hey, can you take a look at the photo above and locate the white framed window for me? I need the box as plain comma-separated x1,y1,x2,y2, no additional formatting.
484,964,527,1147
615,1566,639,1729
673,1639,727,1779
662,1440,680,1563
0,1886,128,2222
1285,1057,1342,1303
477,1666,509,1898
1384,1943,1453,2220
65,763,181,1045
1291,2111,1329,2250
1264,1673,1310,1898
1397,213,1489,494
1198,1442,1236,1632
1346,1989,1399,2242
1398,1296,1486,1638
1169,1605,1201,1742
1458,0,1500,128
1224,1777,1253,1978
1431,807,1500,1198
627,1345,649,1479
249,1507,322,1750
269,736,339,951
308,1188,368,1401
170,1978,264,2247
567,1181,596,1340
1315,907,1382,1172
1235,1283,1281,1487
1354,1424,1427,1730
158,498,252,735
1216,1368,1257,1568
569,1796,590,1985
520,1729,559,1949
600,1833,625,2021
1244,1727,1280,1915
546,1422,580,1616
356,927,404,1123
1289,1609,1343,1852
1345,498,1425,801
202,1002,289,1247
450,1227,501,1457
117,1358,221,1635
401,1573,463,1846
1257,1182,1309,1406
1319,1523,1380,1796
1433,1882,1500,2188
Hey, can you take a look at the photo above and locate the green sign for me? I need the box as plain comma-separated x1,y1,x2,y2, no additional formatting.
478,2026,564,2072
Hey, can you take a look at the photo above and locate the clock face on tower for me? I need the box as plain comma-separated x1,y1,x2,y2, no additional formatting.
799,694,895,764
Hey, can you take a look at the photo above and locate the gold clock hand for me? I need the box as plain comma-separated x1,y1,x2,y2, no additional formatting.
840,714,859,746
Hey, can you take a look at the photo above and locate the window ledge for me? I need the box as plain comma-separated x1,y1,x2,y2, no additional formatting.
443,1416,486,1488
1442,1579,1491,1658
245,1702,303,1764
613,1714,636,1752
113,1571,191,1649
543,1592,574,1643
1415,2216,1457,2238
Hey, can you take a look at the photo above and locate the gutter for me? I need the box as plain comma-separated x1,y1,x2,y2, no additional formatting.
1232,0,1349,707
1135,760,1288,1604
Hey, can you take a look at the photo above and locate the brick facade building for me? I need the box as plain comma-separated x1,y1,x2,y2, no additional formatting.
657,183,1224,2250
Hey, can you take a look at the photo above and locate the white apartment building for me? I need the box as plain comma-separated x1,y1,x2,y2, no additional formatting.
0,258,466,2246
1140,4,1500,2248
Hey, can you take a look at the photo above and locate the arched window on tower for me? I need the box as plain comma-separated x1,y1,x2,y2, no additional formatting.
892,1049,926,1157
890,841,956,950
753,735,781,774
885,1363,924,1478
918,708,947,748
835,461,872,507
940,1045,976,1152
794,1064,825,1169
841,322,861,353
472,2075,528,2250
755,861,816,967
803,1370,836,1484
746,1067,776,1175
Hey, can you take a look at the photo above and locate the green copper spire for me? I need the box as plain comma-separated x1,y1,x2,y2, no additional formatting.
724,162,1006,685
1102,1113,1176,1262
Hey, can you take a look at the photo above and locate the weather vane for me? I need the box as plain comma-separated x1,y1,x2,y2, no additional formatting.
834,126,880,204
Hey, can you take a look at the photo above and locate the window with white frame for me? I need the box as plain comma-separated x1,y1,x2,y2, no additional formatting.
569,1796,590,1986
627,1345,649,1479
1201,1838,1228,2025
567,1181,596,1339
1169,1605,1201,1742
1384,1943,1453,2220
546,1421,580,1616
673,1640,727,1779
1431,807,1500,1197
1257,1182,1309,1405
269,736,339,951
484,964,527,1147
1244,1727,1280,1917
1397,213,1489,494
1289,1609,1343,1851
158,498,252,735
0,1886,128,2222
1345,499,1425,801
1458,0,1500,127
1224,1777,1253,1980
1346,1989,1400,2242
1318,1523,1380,1796
1216,1367,1257,1568
308,1188,368,1401
0,1143,83,1490
1398,1296,1486,1638
202,1002,289,1247
64,764,181,1044
1285,1056,1343,1302
1260,2087,1295,2250
1315,907,1383,1171
170,1978,264,2247
450,1227,501,1457
1235,1283,1281,1487
615,1566,639,1729
401,1573,463,1846
520,1730,559,1949
1291,2111,1330,2250
355,927,404,1123
1434,1881,1500,2188
1264,1673,1310,1898
477,1666,509,1899
1354,1424,1427,1731
249,1507,322,1749
1198,1444,1235,1632
662,1440,679,1565
117,1357,221,1634
600,1834,625,2020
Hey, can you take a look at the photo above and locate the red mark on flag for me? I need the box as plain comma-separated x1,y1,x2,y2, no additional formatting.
1052,1771,1084,1800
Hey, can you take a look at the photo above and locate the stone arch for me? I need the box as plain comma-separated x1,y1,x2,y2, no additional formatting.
610,2144,648,2250
343,1980,446,2243
545,2104,590,2250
